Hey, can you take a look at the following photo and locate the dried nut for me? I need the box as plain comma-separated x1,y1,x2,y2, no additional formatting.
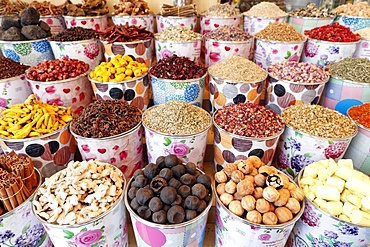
248,156,264,169
279,173,290,189
263,186,280,203
254,174,266,187
244,175,255,184
215,171,228,183
269,203,275,212
258,166,275,176
224,163,238,177
236,159,253,174
216,183,226,195
236,179,254,196
246,210,262,224
250,168,258,176
231,170,245,183
290,188,305,202
233,192,243,200
220,193,234,206
263,212,278,225
287,182,296,191
225,180,237,194
266,174,284,190
256,198,270,213
229,200,244,217
275,207,293,223
241,195,256,211
285,198,301,214
274,188,290,207
253,187,264,199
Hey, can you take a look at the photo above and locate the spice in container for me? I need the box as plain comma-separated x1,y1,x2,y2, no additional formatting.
356,27,370,39
159,4,197,17
326,58,370,83
99,23,154,43
202,3,240,17
61,0,109,16
112,0,153,16
255,22,306,42
333,1,370,17
288,2,335,18
348,103,370,129
243,2,287,18
155,26,201,42
29,0,63,16
49,27,98,42
204,26,250,41
304,23,361,42
0,57,29,80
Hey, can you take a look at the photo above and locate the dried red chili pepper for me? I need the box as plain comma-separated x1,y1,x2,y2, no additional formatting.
348,103,370,129
304,23,361,42
99,23,154,43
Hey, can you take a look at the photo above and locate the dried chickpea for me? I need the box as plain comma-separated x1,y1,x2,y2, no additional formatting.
259,166,276,176
233,192,243,200
216,183,226,195
246,210,262,224
250,168,258,176
269,203,275,212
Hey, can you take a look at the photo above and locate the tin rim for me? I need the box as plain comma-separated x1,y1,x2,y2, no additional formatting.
208,71,267,85
0,38,49,44
88,72,148,85
125,167,214,229
111,14,154,19
336,15,370,20
48,38,100,44
347,104,370,132
200,14,242,19
149,71,207,83
154,37,202,43
156,15,197,19
203,37,253,44
0,74,26,83
39,15,64,18
305,37,360,45
243,14,288,19
101,38,152,45
267,72,329,86
255,37,307,44
328,75,370,86
26,71,89,85
287,15,335,20
63,15,108,20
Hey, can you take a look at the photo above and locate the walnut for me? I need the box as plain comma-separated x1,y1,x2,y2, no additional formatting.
236,159,253,174
285,198,301,214
266,174,284,190
253,187,264,199
263,212,278,225
225,180,237,194
247,156,264,169
241,195,256,211
231,170,245,183
229,200,244,217
216,183,226,195
236,178,254,196
220,193,233,206
244,175,254,184
224,163,237,177
275,207,293,223
246,210,262,224
215,171,228,183
258,166,276,176
254,173,266,187
274,188,290,207
263,186,280,203
256,198,270,213
290,188,305,202
250,168,258,176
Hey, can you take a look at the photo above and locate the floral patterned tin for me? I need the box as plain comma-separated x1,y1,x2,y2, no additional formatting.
287,16,334,34
27,73,94,116
90,73,150,111
301,38,359,68
155,39,201,64
244,15,288,36
49,39,104,72
0,124,76,178
150,72,207,107
0,169,53,247
334,15,370,32
111,15,154,32
0,74,32,108
32,167,128,247
204,38,253,67
71,122,144,179
0,39,55,66
353,39,370,59
63,15,109,31
200,15,242,35
156,15,198,33
254,38,305,70
39,15,66,35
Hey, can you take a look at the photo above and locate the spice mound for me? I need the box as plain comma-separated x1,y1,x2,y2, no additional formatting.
202,3,240,17
204,26,251,41
282,104,357,139
99,23,154,43
289,2,335,18
0,57,29,80
26,58,89,82
268,61,329,84
33,160,124,225
112,0,153,16
49,27,98,42
255,22,306,42
356,27,370,40
214,102,284,138
0,151,38,214
300,158,370,226
333,1,370,17
0,94,72,139
208,56,266,83
326,58,370,83
62,0,109,16
151,55,206,80
29,0,64,16
154,26,201,42
348,103,370,129
127,154,212,224
71,99,141,138
243,2,287,18
304,23,361,42
143,101,210,135
215,156,304,225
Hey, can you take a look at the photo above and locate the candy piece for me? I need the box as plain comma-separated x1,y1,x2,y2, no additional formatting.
317,169,330,182
339,214,350,222
335,166,363,181
302,166,318,178
361,196,370,212
350,210,370,226
346,177,370,196
306,192,315,201
308,185,318,194
316,185,340,201
347,194,362,208
313,198,326,207
337,159,353,169
320,201,343,216
300,177,315,186
327,159,338,175
341,189,351,203
325,176,345,193
342,202,359,217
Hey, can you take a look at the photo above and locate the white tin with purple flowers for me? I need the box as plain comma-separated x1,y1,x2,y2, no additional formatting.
155,39,202,64
0,74,32,108
156,15,197,33
353,39,370,59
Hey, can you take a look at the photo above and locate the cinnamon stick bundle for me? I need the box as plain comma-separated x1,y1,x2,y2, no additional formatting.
160,4,197,17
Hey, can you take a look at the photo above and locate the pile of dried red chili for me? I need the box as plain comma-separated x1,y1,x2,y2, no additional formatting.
348,103,370,129
304,23,361,42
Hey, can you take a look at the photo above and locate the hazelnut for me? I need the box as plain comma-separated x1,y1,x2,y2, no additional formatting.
229,200,244,217
258,166,275,176
241,195,256,211
224,163,237,177
279,173,291,189
266,174,284,190
236,159,253,174
263,186,280,203
253,187,264,199
247,156,264,169
269,203,275,212
233,192,243,200
215,171,228,183
286,182,296,191
244,175,254,184
216,183,226,195
225,180,237,194
285,198,301,214
236,178,254,196
290,188,305,202
256,198,270,213
262,212,278,225
220,193,233,206
274,188,290,207
275,207,293,223
246,210,262,224
231,170,245,183
250,168,258,176
254,174,266,187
